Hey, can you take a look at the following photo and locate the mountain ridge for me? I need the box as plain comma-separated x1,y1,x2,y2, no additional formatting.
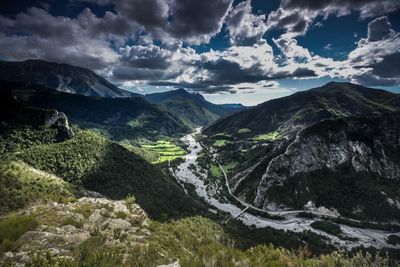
204,82,400,137
0,59,139,98
145,88,245,128
202,82,400,221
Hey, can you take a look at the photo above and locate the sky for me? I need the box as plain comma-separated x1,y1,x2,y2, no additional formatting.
1,0,400,105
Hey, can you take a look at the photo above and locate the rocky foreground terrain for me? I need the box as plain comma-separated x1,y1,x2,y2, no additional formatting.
0,197,156,266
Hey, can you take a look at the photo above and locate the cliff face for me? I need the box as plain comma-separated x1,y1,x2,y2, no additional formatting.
44,110,74,140
252,114,400,213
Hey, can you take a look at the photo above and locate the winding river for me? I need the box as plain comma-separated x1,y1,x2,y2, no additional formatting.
172,129,399,250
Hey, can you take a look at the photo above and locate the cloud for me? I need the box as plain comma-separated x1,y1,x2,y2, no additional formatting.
273,37,312,63
164,0,233,45
267,0,400,37
71,0,233,45
367,16,395,42
225,0,267,45
1,2,399,95
346,16,400,86
0,7,120,70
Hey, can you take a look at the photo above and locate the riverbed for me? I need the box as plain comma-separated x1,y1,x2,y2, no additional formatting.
172,130,399,250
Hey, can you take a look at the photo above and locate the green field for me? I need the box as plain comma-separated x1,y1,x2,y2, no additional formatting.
210,164,222,178
237,128,251,134
250,131,281,141
213,139,230,147
214,132,232,138
142,140,186,163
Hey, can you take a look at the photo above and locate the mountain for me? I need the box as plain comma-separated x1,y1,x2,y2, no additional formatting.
204,82,400,138
145,88,245,128
203,82,400,221
1,81,190,142
0,59,139,98
0,88,204,219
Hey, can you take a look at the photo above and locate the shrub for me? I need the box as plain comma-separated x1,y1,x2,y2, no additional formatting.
115,211,127,219
62,217,83,229
0,214,38,252
311,221,342,236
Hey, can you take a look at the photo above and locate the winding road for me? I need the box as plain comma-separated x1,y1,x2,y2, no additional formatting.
172,129,399,250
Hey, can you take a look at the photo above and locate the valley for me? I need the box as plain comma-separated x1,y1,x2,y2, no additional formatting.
1,69,399,265
2,1,400,265
173,130,399,250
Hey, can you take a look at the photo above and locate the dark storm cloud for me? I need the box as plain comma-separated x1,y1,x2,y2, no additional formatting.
347,16,400,86
370,53,400,79
291,67,317,78
281,0,400,17
0,7,120,70
367,16,394,41
165,0,232,43
72,0,233,44
201,60,266,85
114,0,168,28
267,0,400,37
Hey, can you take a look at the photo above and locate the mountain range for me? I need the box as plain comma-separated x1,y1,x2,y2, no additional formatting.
145,88,244,128
204,82,400,221
1,60,400,265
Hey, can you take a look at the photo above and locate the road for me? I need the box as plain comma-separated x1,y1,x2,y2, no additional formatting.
172,130,399,250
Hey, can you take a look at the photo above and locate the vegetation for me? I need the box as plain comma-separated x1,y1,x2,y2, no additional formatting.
237,128,251,134
213,139,230,147
10,130,205,220
141,140,186,163
0,214,38,252
0,160,75,214
311,221,342,236
10,84,190,142
250,131,281,142
266,165,400,221
8,215,398,267
145,89,240,129
210,163,222,178
387,235,400,246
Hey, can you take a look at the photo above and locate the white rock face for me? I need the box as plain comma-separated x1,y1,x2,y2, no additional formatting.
254,118,400,208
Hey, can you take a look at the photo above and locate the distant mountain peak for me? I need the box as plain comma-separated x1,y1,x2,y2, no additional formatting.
0,59,139,98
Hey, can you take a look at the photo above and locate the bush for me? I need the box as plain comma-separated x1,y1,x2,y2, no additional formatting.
0,214,38,252
387,235,400,245
115,211,127,219
311,221,342,236
62,217,83,229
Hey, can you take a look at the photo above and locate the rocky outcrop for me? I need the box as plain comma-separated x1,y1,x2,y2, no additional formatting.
254,114,400,209
44,110,74,139
1,197,150,266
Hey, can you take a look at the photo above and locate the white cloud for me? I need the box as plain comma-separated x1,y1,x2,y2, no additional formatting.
225,0,267,44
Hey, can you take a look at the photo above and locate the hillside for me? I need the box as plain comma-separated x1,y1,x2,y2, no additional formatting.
145,89,244,128
254,113,400,220
1,198,396,266
1,81,190,142
202,82,400,221
0,59,138,98
204,82,400,138
0,91,204,219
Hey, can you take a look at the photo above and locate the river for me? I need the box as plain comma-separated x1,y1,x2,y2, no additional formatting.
171,130,399,250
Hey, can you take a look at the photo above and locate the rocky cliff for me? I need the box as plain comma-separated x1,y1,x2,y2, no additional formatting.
254,113,400,208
